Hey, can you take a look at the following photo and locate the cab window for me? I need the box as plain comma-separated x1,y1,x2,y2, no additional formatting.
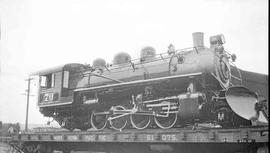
63,71,69,88
40,73,55,88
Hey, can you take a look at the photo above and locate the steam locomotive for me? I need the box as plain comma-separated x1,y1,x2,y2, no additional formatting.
32,32,267,131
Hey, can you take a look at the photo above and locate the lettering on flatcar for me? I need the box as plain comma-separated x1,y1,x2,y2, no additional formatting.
42,135,52,141
98,135,107,141
161,134,177,141
53,135,63,141
30,135,40,141
237,139,255,143
83,135,96,141
67,135,78,141
21,135,29,141
146,134,155,141
117,134,131,141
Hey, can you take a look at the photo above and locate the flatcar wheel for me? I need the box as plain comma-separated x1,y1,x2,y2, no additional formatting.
130,114,151,130
154,113,178,129
90,112,108,130
109,106,128,131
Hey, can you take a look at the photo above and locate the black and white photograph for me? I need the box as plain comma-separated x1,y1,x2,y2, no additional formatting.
0,0,268,152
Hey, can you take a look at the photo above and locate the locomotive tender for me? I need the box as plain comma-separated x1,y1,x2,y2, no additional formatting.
32,32,266,131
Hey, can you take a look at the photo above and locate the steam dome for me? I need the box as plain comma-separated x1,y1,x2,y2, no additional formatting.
113,52,131,65
92,58,106,68
140,46,156,61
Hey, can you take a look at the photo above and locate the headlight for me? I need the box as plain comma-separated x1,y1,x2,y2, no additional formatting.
210,34,225,45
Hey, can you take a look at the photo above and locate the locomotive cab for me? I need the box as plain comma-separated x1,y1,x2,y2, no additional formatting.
32,63,90,130
32,63,84,113
38,71,66,106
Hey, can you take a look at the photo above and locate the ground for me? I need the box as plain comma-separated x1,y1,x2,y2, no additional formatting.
0,142,13,153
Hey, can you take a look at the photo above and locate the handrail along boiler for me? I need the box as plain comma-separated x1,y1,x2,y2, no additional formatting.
32,32,267,131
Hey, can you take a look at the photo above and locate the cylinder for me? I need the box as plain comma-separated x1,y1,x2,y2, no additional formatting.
192,32,204,48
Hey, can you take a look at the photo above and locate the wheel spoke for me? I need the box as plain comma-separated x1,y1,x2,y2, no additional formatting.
109,106,128,131
90,112,108,130
130,114,151,130
154,113,177,129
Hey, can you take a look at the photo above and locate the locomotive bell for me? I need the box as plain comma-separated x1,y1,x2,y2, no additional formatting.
113,52,131,65
92,58,106,68
192,32,204,48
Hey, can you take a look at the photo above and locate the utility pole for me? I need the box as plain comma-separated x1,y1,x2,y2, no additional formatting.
25,77,33,132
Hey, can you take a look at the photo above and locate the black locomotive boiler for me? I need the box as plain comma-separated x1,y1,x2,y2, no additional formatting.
32,32,267,131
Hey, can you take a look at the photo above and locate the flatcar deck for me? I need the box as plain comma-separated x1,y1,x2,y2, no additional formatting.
5,125,268,153
13,125,268,143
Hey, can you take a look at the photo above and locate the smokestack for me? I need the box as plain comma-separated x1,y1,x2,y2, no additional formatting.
192,32,204,48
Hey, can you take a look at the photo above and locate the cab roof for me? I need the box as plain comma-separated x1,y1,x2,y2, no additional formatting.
31,63,85,76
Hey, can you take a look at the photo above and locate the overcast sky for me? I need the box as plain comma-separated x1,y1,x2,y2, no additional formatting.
0,0,268,125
